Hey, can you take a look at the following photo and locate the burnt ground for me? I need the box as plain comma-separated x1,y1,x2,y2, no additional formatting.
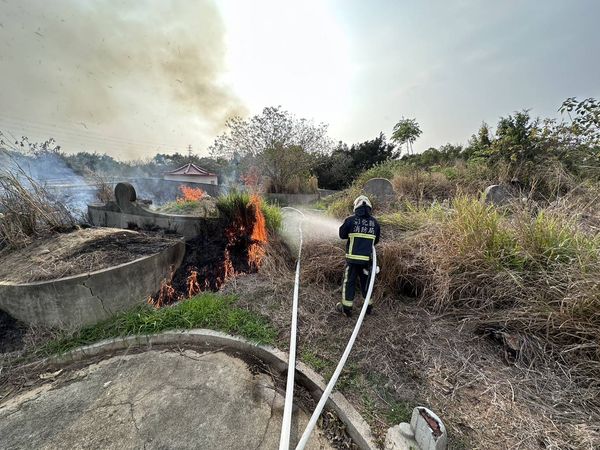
224,268,600,450
172,233,256,293
0,228,179,283
0,311,26,354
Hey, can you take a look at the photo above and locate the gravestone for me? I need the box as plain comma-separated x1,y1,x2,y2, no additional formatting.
363,178,395,200
114,182,137,213
483,184,512,206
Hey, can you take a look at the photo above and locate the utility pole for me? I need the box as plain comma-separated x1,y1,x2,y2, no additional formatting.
187,144,193,159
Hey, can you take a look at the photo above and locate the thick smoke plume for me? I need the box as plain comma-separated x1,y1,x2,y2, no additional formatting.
0,0,245,158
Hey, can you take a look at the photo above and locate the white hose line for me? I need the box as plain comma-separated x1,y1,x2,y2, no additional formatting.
295,246,377,450
279,207,305,450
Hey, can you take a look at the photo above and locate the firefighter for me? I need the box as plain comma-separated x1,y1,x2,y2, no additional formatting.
336,195,380,317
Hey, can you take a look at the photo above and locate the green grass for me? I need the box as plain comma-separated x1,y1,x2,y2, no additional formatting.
384,400,413,424
41,293,276,355
216,190,252,220
300,348,333,372
261,201,283,232
216,190,283,232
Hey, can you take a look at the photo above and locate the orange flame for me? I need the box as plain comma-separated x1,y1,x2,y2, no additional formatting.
148,265,180,308
187,269,200,298
177,185,205,203
149,280,179,308
248,194,268,269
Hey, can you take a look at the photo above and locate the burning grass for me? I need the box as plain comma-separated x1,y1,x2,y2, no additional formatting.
156,185,217,217
148,191,278,307
178,185,206,202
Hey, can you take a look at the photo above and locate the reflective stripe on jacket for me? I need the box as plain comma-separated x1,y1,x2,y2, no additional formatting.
339,206,380,264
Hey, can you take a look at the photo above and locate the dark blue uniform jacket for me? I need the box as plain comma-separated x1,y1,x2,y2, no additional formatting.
339,205,381,264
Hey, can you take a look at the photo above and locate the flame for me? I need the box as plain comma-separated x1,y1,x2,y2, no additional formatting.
248,194,268,269
149,279,179,308
187,269,200,298
177,185,205,203
148,194,269,308
223,249,236,279
148,265,180,308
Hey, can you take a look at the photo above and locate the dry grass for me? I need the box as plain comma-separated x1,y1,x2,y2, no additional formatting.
233,260,600,448
87,171,114,203
392,171,457,203
244,197,600,448
0,169,75,250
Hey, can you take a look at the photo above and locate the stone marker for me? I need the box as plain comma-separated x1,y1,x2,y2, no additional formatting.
114,182,137,212
385,406,447,450
363,178,395,200
482,184,512,206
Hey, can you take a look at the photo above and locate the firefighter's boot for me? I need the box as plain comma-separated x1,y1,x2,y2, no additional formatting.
336,302,353,318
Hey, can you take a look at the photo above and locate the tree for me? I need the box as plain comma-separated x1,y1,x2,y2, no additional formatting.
559,97,600,145
313,134,398,190
391,118,422,155
347,132,398,171
209,106,332,159
257,144,315,193
313,142,353,190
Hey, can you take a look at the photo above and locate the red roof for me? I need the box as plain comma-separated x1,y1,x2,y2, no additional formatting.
166,163,216,177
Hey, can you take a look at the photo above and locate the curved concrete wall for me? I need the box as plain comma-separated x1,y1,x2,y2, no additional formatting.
0,241,185,329
38,330,378,450
265,193,320,206
88,204,225,240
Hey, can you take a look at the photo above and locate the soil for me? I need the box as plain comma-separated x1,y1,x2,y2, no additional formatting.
0,228,179,283
0,310,25,354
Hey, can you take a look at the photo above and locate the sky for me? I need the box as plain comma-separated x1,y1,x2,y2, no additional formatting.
0,0,599,160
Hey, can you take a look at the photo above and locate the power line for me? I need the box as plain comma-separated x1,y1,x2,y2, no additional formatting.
0,123,172,156
0,112,187,149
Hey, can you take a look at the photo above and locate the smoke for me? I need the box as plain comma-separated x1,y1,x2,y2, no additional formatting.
0,0,246,157
0,148,96,216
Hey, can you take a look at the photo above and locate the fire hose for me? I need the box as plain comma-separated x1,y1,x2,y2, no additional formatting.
279,207,305,450
277,208,378,449
294,246,377,450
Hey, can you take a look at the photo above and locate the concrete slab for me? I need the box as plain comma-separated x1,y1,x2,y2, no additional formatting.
0,350,333,450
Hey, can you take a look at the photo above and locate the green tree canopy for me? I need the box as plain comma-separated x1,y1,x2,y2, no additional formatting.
209,106,332,159
391,118,422,155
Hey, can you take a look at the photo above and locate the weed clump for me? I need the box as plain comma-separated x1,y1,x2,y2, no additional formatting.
0,169,75,251
216,190,283,233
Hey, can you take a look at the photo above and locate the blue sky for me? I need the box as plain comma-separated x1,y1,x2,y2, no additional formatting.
324,0,600,149
0,0,598,159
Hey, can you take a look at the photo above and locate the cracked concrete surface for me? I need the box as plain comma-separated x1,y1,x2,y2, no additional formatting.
0,350,333,450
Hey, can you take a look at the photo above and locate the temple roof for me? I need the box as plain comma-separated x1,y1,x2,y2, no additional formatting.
165,163,216,176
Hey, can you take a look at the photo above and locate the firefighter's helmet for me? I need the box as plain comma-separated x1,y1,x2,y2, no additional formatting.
353,195,372,211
